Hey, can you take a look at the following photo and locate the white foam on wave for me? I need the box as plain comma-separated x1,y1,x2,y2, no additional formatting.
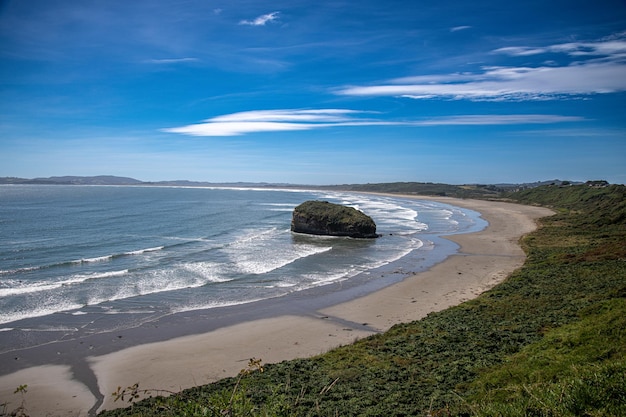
415,202,465,232
365,200,427,232
229,227,281,246
182,262,233,283
17,325,79,332
259,203,296,208
298,239,419,289
84,269,129,280
0,265,41,275
0,264,230,325
73,255,113,264
171,297,266,314
125,246,164,255
161,236,213,243
82,262,232,308
0,270,129,297
238,245,332,275
72,246,164,263
227,227,333,275
375,239,423,265
101,309,156,315
0,281,76,297
0,301,84,325
321,192,429,233
85,287,138,308
264,281,298,288
1,247,161,277
0,278,85,297
306,269,361,286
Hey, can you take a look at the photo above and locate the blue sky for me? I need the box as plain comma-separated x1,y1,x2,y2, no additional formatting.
1,0,625,185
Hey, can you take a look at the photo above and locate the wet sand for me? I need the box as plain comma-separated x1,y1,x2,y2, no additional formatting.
0,197,553,416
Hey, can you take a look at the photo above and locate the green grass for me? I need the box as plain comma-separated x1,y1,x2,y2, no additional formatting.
322,181,505,199
460,298,626,417
98,184,626,417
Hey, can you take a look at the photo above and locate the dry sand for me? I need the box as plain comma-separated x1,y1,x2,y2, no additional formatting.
0,197,553,416
0,365,96,417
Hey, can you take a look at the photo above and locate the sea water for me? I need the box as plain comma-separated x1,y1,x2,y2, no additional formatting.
0,185,485,352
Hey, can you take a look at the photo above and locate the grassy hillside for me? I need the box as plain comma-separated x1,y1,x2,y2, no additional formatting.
503,183,626,225
99,184,626,416
323,181,505,199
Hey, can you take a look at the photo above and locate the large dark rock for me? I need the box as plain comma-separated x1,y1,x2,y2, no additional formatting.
291,200,378,238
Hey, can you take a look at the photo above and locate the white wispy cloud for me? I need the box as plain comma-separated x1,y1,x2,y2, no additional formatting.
209,109,364,123
162,109,379,136
144,58,199,64
450,25,472,32
494,34,626,59
162,109,584,137
412,114,585,126
239,12,280,26
337,33,626,101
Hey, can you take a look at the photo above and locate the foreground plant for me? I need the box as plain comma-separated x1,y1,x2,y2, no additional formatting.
110,358,273,416
0,385,29,417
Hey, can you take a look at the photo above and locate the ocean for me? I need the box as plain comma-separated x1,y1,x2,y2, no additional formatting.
0,185,485,353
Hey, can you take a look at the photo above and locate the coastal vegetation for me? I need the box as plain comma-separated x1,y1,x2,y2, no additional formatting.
324,181,507,198
21,182,617,416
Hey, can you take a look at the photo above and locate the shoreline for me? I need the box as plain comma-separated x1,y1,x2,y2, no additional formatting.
0,197,554,416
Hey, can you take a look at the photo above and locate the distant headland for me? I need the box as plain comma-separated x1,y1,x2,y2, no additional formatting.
1,175,613,199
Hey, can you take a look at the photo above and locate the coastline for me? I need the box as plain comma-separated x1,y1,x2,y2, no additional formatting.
321,196,554,329
0,197,554,416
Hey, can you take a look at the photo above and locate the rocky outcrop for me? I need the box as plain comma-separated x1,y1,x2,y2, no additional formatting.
291,200,378,238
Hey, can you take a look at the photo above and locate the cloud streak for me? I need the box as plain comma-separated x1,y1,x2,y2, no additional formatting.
412,114,585,126
336,34,626,101
162,109,584,137
144,58,199,64
162,109,380,136
494,32,626,59
239,12,280,26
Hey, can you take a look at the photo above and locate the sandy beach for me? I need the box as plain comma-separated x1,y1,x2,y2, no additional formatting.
0,197,553,416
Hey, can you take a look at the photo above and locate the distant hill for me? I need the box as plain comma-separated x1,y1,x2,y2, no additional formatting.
0,176,595,198
0,176,295,188
0,175,142,185
319,180,586,198
38,175,143,185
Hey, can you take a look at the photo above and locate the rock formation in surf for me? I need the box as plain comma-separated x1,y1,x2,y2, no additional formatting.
291,200,379,238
